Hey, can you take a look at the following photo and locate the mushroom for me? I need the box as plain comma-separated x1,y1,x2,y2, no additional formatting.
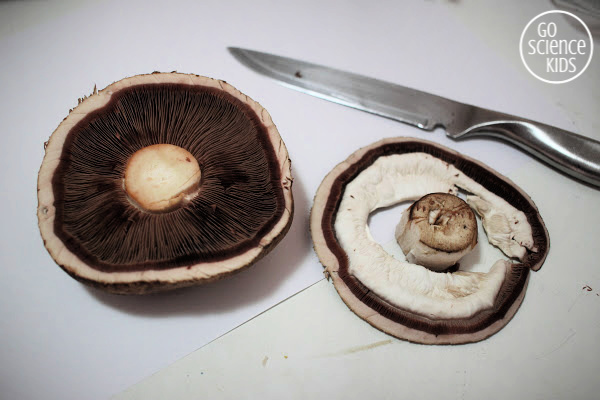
310,137,549,344
38,73,293,294
395,193,478,271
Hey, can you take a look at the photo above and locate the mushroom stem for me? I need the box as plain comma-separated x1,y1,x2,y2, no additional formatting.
395,193,477,271
124,144,201,212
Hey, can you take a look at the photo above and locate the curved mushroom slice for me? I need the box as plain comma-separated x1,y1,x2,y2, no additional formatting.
38,73,293,294
310,137,549,344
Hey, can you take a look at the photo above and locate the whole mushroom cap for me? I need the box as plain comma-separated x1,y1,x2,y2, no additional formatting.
38,73,293,294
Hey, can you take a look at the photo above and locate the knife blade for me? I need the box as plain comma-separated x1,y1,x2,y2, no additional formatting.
229,47,600,188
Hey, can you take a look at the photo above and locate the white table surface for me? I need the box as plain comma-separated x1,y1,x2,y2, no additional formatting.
1,1,599,399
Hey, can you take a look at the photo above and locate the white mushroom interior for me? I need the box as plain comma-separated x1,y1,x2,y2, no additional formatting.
334,152,535,319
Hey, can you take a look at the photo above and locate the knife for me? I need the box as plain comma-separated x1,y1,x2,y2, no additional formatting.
228,47,600,188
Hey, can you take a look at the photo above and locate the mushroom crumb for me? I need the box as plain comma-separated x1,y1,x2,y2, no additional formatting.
310,137,549,344
37,73,294,294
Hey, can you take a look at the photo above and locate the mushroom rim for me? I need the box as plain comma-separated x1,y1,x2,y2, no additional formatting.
37,72,294,291
310,137,549,344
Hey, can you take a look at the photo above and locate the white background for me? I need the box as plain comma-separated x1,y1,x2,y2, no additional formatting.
1,1,599,399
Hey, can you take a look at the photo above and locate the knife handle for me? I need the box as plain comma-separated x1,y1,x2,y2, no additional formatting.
460,116,600,188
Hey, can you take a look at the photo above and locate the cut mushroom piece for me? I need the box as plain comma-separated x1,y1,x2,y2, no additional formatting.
38,73,293,294
395,193,478,271
310,137,549,344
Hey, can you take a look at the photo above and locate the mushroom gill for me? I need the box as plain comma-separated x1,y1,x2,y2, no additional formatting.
37,73,293,294
310,137,549,344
